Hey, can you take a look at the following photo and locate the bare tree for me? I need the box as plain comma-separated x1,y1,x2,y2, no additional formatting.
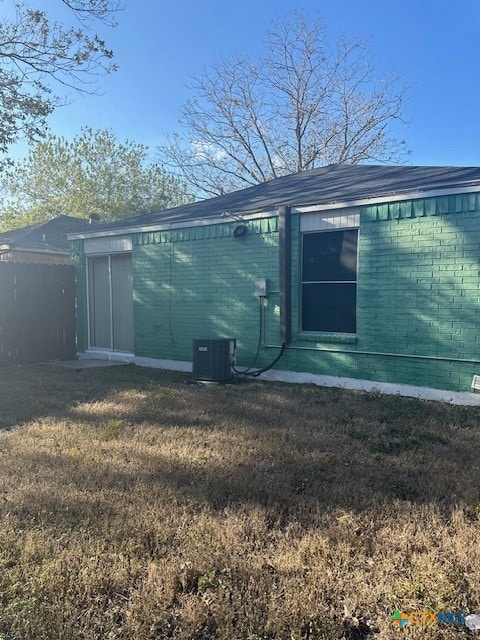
0,0,120,167
159,11,409,197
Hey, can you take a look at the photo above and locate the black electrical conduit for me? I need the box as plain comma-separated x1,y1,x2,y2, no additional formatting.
232,203,291,378
233,343,287,378
232,298,286,377
248,343,286,377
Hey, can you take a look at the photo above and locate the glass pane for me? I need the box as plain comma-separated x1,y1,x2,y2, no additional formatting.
302,283,356,333
303,229,358,282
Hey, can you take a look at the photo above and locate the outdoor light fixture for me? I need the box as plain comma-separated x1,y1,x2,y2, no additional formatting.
233,225,248,238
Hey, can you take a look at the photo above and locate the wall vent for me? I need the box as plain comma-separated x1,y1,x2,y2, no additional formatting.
193,338,236,382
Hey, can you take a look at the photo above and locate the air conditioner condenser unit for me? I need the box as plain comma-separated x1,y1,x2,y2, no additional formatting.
192,338,236,382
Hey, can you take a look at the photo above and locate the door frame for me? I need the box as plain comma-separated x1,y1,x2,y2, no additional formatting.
86,251,134,354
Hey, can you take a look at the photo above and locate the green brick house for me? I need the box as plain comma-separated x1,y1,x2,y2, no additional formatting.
68,164,480,404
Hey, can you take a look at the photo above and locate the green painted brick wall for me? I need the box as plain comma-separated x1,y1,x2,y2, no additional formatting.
281,194,480,392
354,200,480,391
73,191,480,393
133,218,279,368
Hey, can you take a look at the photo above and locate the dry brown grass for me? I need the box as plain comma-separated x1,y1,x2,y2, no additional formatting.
0,363,479,639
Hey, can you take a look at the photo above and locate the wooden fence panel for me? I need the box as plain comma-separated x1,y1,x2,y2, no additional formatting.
0,263,76,364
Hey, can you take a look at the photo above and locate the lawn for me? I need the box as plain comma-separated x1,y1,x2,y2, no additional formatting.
0,363,479,639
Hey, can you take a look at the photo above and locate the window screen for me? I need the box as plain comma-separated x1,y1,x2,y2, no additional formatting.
302,229,358,333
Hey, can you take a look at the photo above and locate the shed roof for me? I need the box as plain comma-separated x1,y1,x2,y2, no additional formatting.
0,215,92,253
69,164,480,237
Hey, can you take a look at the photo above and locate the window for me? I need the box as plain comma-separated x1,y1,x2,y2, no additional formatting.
302,229,358,333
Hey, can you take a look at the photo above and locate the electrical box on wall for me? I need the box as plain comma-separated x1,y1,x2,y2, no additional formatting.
255,278,268,297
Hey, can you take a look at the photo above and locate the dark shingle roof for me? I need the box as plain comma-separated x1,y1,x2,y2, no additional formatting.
0,215,92,252
73,164,480,235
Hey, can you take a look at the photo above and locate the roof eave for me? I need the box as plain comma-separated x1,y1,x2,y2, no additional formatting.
67,181,480,240
11,246,70,255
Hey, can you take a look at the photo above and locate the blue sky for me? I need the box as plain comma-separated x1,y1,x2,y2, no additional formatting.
15,0,480,166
